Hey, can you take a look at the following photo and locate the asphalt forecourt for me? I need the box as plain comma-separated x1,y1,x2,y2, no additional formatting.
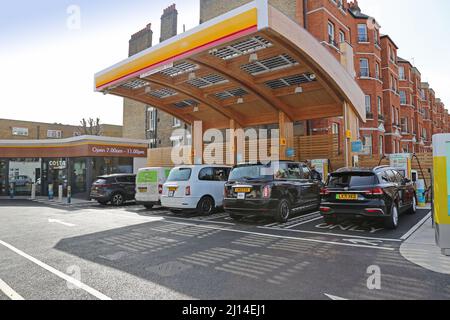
114,205,432,251
0,200,447,301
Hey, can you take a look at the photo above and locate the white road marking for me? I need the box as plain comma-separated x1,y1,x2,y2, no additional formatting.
400,211,432,240
168,216,236,226
162,220,394,251
257,226,402,242
324,293,348,300
284,217,323,229
48,219,76,227
263,211,320,227
343,239,382,246
0,279,24,300
0,240,111,300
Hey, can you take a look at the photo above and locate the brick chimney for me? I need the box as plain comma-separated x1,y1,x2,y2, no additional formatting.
128,23,153,57
160,4,178,42
348,0,361,12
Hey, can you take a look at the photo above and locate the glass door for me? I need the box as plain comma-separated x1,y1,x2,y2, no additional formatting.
0,160,8,196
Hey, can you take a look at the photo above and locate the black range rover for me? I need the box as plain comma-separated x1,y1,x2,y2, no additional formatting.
223,161,322,222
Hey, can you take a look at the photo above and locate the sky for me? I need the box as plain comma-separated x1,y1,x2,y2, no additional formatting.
0,0,449,126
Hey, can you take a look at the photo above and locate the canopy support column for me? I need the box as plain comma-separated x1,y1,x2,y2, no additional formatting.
227,119,239,166
279,111,294,161
343,101,359,167
192,121,204,165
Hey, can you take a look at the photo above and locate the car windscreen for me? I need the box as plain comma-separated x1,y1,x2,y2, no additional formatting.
228,165,273,181
167,168,192,182
328,173,377,188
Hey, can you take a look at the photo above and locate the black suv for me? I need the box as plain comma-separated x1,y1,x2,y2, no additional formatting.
224,161,322,222
90,174,136,206
320,166,417,229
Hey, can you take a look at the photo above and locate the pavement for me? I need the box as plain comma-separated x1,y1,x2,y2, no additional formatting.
0,199,449,300
401,216,450,275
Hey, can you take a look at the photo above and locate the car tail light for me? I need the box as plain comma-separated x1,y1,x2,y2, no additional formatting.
262,185,271,198
96,184,112,188
320,188,330,195
366,187,384,196
158,184,163,194
365,208,384,214
224,186,229,198
320,207,332,213
185,186,191,196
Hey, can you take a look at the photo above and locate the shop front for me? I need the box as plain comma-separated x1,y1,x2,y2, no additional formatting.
0,136,148,198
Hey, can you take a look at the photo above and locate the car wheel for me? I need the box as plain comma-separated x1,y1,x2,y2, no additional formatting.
275,199,291,223
323,216,337,225
408,196,417,215
144,204,154,210
384,203,399,229
111,193,125,206
197,196,215,216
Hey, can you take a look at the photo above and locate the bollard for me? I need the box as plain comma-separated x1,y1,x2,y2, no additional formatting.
58,185,63,202
9,182,14,199
48,184,54,200
67,186,72,204
31,183,36,200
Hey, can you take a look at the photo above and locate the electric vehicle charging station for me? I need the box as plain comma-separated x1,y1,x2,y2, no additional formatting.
311,159,329,183
432,134,450,256
389,153,412,180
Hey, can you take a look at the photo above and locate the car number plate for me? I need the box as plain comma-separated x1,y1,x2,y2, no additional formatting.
237,193,246,200
138,187,147,193
235,187,251,193
337,194,358,200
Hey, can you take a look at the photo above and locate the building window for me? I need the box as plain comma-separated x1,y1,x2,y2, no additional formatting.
47,130,62,139
12,127,28,136
359,58,369,77
399,66,406,80
377,96,382,115
400,118,408,133
331,123,339,135
146,107,157,132
374,29,380,46
379,136,384,155
365,95,371,113
400,91,407,105
339,30,345,43
375,63,380,80
173,117,181,128
362,135,372,155
357,24,368,42
327,21,335,46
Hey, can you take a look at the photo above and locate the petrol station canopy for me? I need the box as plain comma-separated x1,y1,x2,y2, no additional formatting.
95,0,366,130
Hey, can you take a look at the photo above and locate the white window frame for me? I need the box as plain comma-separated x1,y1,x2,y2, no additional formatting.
359,58,369,77
365,95,371,113
12,127,28,136
362,135,372,155
357,24,368,42
327,21,335,45
47,130,62,139
173,117,182,128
